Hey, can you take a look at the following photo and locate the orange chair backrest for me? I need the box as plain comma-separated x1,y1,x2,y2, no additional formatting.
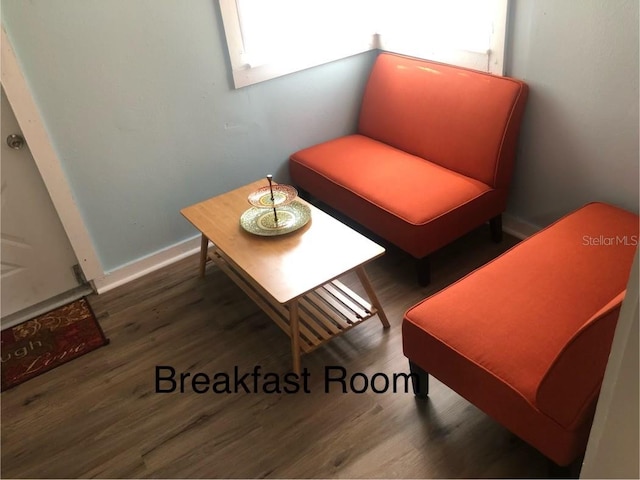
358,53,529,189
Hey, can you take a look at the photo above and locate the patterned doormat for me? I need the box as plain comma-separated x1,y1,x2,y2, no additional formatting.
1,298,109,392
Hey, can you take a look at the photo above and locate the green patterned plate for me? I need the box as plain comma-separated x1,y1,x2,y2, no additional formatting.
247,184,298,208
240,201,311,236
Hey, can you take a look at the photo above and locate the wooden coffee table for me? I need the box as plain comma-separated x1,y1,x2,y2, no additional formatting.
181,180,389,374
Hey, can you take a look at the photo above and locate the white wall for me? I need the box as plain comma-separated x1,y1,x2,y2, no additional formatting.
581,251,639,479
506,0,639,227
1,0,377,273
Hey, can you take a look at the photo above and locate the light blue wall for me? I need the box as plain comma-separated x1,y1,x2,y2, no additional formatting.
506,0,639,226
4,0,638,275
2,0,377,273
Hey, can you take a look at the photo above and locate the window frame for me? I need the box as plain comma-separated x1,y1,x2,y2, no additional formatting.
219,0,509,89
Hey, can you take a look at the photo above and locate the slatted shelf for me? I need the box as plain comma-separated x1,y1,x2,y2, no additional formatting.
209,249,378,354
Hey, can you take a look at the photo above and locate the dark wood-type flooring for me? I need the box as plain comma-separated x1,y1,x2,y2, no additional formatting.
1,224,554,478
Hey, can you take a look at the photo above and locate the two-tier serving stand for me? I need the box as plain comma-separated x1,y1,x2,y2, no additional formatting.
240,175,311,236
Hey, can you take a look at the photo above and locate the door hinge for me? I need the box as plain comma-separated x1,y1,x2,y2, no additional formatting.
72,264,87,285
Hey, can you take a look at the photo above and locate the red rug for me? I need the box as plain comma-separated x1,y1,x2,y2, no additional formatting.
1,298,109,392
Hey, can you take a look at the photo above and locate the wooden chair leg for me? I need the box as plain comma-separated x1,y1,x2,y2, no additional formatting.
416,256,431,286
490,214,503,243
409,361,429,398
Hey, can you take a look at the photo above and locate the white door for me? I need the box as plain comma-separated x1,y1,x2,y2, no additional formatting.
1,85,80,320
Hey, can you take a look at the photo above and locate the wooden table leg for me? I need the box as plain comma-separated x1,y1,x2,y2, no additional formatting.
356,266,390,328
199,234,209,278
288,299,302,375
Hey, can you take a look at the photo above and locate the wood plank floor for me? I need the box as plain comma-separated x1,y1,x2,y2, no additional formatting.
1,225,551,479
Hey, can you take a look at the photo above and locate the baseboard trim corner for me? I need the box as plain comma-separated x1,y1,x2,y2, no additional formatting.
502,213,541,240
92,236,202,294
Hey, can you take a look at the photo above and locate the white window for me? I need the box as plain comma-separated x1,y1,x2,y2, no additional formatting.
220,0,508,88
220,0,377,88
377,0,509,74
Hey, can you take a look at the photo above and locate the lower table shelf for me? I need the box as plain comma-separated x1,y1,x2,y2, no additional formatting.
209,249,379,353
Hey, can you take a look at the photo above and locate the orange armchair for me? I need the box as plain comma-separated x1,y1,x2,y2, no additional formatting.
402,202,638,468
290,52,529,284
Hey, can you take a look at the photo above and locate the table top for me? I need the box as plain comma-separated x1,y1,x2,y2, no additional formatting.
181,180,385,304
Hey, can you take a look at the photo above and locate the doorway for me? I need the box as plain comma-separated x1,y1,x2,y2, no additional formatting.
1,85,90,328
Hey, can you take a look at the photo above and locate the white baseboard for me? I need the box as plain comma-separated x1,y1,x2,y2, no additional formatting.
502,213,541,240
92,236,202,294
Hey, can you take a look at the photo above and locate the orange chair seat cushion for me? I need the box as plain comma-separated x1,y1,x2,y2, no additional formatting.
290,134,505,258
291,134,491,225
